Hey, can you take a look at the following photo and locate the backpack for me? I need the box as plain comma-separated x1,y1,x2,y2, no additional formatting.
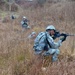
33,32,51,50
33,32,45,49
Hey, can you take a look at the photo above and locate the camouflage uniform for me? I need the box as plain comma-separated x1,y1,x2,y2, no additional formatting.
21,19,29,28
28,32,36,39
21,16,30,29
33,31,62,61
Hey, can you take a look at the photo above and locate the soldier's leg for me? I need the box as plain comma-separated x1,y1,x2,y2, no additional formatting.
51,49,60,62
43,49,60,61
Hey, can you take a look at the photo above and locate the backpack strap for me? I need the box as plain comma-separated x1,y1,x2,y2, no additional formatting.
45,33,51,48
36,32,45,42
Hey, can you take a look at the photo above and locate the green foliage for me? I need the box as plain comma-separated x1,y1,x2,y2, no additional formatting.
0,12,7,18
0,55,9,68
0,0,8,3
17,54,25,62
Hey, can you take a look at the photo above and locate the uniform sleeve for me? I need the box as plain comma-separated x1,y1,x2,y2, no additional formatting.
47,33,62,49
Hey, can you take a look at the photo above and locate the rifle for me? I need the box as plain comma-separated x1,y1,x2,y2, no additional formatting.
53,31,75,39
60,33,75,37
63,34,75,36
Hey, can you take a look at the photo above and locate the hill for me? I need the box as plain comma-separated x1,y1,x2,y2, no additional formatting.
0,0,75,75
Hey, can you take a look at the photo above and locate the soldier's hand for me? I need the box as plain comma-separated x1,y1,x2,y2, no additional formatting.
60,34,67,42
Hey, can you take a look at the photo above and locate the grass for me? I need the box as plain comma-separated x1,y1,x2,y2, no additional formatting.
0,1,75,75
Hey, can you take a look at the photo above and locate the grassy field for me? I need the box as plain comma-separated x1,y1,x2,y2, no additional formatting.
0,1,75,75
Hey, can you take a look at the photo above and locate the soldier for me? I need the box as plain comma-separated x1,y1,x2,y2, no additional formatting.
33,25,67,62
11,15,16,19
21,16,30,29
28,32,36,39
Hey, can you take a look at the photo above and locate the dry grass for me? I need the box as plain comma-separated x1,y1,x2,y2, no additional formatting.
0,1,75,75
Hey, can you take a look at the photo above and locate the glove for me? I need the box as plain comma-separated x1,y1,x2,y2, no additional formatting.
60,33,67,42
52,36,57,39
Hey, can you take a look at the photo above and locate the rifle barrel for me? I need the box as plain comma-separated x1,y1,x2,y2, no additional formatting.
67,34,75,36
